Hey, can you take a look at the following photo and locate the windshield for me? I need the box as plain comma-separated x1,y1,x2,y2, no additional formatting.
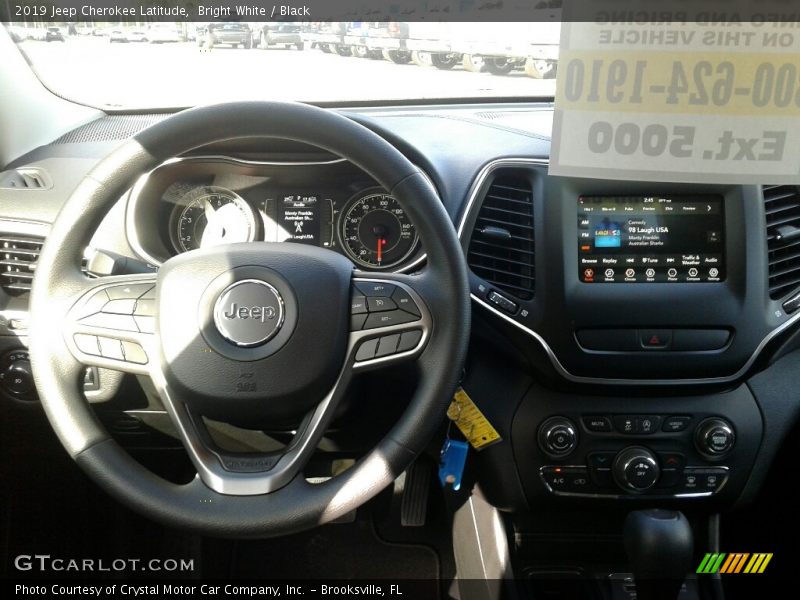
3,21,559,109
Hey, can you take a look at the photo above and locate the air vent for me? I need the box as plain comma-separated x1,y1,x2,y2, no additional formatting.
765,185,800,300
467,172,535,300
0,168,49,190
0,235,43,295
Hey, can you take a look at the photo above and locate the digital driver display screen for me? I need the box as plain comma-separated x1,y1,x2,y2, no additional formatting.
262,193,323,245
578,196,725,283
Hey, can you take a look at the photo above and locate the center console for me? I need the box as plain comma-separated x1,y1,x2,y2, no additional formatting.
460,161,796,384
457,160,789,515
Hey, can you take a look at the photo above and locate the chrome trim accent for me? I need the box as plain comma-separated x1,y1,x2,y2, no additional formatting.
456,157,548,239
538,465,728,499
459,158,800,385
125,155,430,274
212,279,285,348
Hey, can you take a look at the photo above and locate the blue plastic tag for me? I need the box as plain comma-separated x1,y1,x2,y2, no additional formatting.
439,439,469,491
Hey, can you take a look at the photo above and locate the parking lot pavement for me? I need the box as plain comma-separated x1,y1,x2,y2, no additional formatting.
17,36,555,108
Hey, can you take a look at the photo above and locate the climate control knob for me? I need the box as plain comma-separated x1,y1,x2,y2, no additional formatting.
538,417,578,459
613,447,660,493
695,418,735,458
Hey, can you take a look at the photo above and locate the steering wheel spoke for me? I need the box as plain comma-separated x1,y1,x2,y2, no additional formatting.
65,275,158,376
151,357,354,495
348,274,432,372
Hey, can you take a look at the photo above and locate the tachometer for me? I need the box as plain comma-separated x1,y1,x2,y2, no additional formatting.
339,191,418,269
172,186,257,252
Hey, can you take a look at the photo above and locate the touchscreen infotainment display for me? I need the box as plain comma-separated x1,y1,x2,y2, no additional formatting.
578,196,725,283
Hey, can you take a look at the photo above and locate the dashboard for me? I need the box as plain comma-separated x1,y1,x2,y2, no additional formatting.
2,103,800,519
125,156,424,272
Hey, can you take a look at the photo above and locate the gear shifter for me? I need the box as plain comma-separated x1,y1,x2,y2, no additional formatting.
624,509,694,600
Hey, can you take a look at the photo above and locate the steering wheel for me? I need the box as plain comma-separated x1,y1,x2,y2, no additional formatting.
28,102,470,538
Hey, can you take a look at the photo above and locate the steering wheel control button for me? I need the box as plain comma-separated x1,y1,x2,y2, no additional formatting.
582,415,613,432
350,313,368,331
363,310,419,330
106,283,154,300
80,312,139,332
134,316,155,334
397,329,423,353
695,418,736,457
613,447,660,492
639,329,673,350
392,288,421,316
74,334,101,356
367,296,397,313
103,299,137,315
355,281,396,297
98,337,125,361
121,341,148,365
351,295,368,314
78,289,110,318
538,417,578,459
355,338,379,361
133,298,156,317
376,334,401,357
487,290,518,314
662,415,692,432
213,279,284,347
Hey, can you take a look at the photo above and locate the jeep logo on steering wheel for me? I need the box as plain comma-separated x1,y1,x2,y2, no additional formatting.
213,279,284,347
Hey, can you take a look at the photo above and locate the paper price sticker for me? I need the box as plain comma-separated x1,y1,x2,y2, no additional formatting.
550,22,800,184
447,388,502,451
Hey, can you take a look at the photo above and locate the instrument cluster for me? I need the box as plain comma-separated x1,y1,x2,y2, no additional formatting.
126,156,425,272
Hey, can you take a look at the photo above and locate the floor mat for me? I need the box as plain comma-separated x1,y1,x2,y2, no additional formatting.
229,515,440,579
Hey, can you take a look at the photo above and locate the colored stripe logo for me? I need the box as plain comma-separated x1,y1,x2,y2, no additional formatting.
697,553,773,574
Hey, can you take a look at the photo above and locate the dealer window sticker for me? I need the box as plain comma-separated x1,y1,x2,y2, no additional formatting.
550,20,800,184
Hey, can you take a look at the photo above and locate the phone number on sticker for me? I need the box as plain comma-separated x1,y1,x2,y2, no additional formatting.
563,58,800,110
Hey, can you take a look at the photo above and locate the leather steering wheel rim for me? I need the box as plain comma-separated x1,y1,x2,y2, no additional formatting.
28,101,470,538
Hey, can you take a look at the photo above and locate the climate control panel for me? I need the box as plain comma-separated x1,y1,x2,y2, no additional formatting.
536,414,737,499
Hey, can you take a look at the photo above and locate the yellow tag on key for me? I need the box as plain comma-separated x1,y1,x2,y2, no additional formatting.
447,387,502,451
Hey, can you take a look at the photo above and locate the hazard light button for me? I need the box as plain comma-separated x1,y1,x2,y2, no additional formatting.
639,329,673,350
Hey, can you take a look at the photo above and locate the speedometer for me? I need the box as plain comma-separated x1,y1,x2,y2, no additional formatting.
172,186,257,253
339,191,418,269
